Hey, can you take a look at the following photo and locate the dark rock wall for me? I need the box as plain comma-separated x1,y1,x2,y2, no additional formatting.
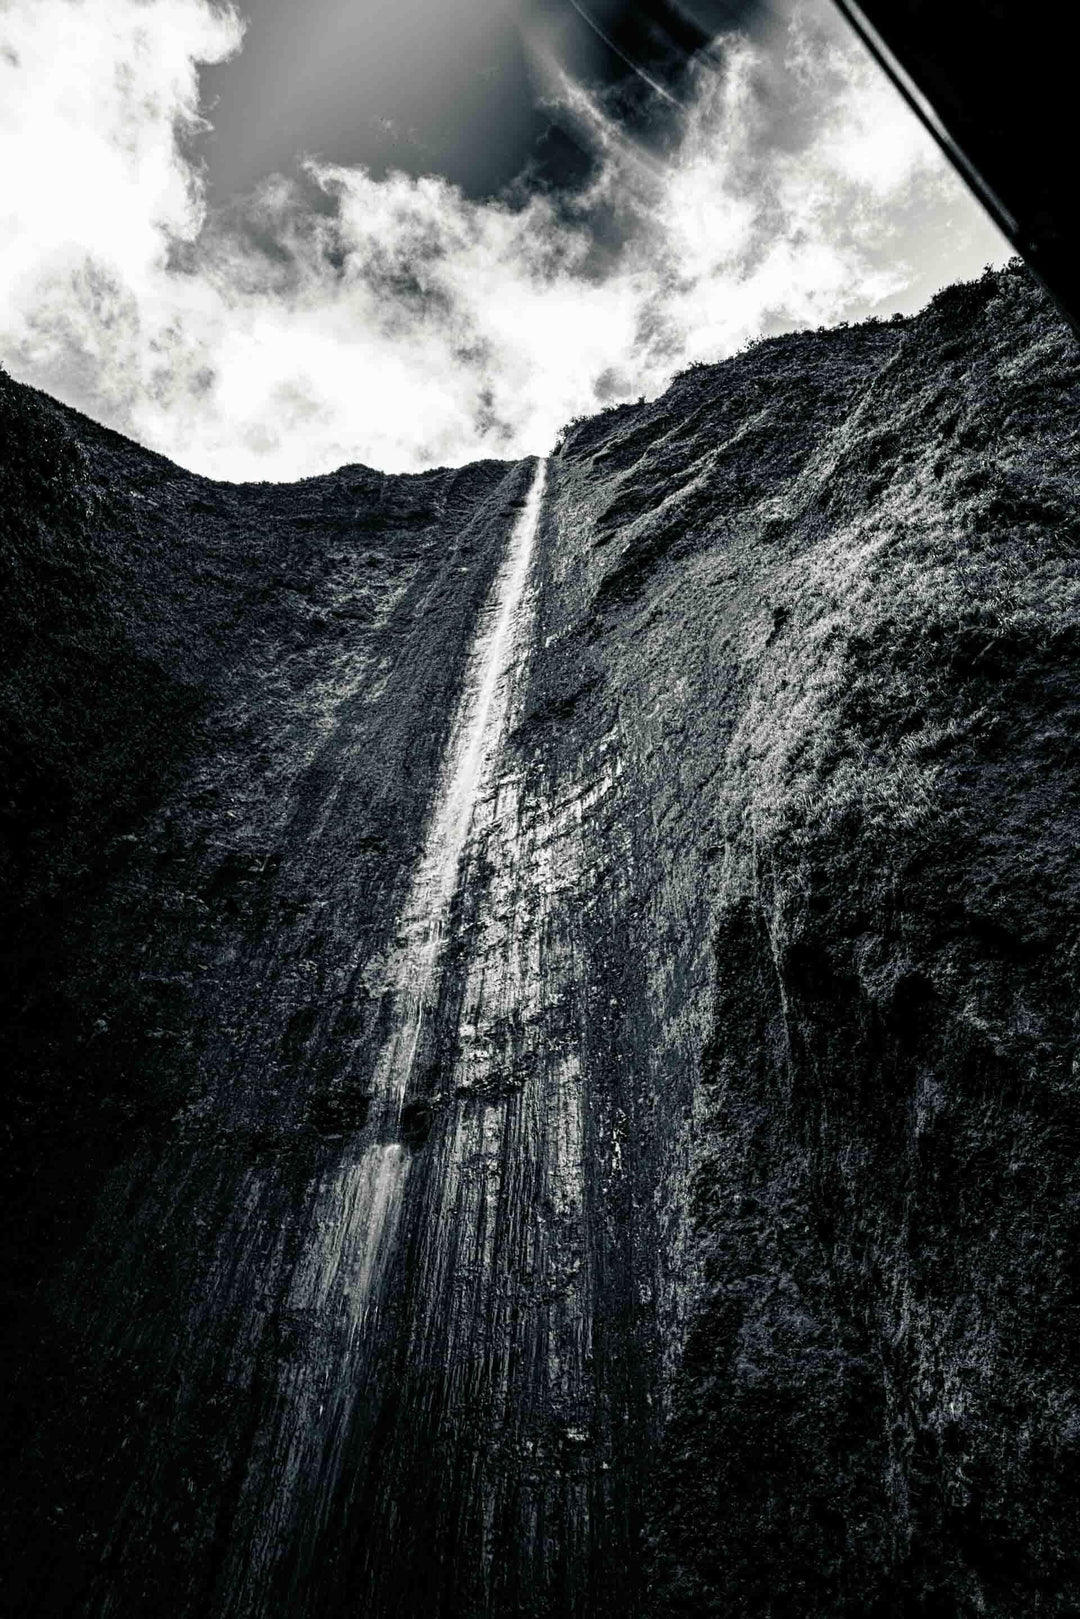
0,372,532,1614
537,262,1080,1616
3,260,1080,1616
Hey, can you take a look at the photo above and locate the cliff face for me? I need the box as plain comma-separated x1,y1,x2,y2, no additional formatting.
2,260,1079,1617
541,264,1080,1615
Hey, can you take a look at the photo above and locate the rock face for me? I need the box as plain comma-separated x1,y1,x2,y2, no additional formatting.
3,260,1080,1617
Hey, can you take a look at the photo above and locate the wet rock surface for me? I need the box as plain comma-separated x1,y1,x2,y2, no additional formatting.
3,260,1080,1615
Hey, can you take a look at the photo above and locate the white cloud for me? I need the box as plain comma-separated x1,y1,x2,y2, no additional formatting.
0,0,1008,480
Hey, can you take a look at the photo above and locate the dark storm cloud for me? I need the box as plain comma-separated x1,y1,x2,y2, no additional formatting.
197,0,547,201
194,0,780,203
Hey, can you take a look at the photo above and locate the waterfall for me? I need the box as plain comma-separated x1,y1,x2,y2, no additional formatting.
369,454,548,1130
343,453,548,1326
225,459,548,1614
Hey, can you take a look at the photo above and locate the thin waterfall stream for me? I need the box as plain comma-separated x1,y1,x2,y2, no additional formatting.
353,453,547,1307
227,458,549,1612
371,454,548,1128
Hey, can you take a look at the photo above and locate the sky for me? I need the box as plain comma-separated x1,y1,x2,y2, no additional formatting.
0,0,1009,482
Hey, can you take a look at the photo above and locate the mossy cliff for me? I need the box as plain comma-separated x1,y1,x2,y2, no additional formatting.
2,260,1078,1616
